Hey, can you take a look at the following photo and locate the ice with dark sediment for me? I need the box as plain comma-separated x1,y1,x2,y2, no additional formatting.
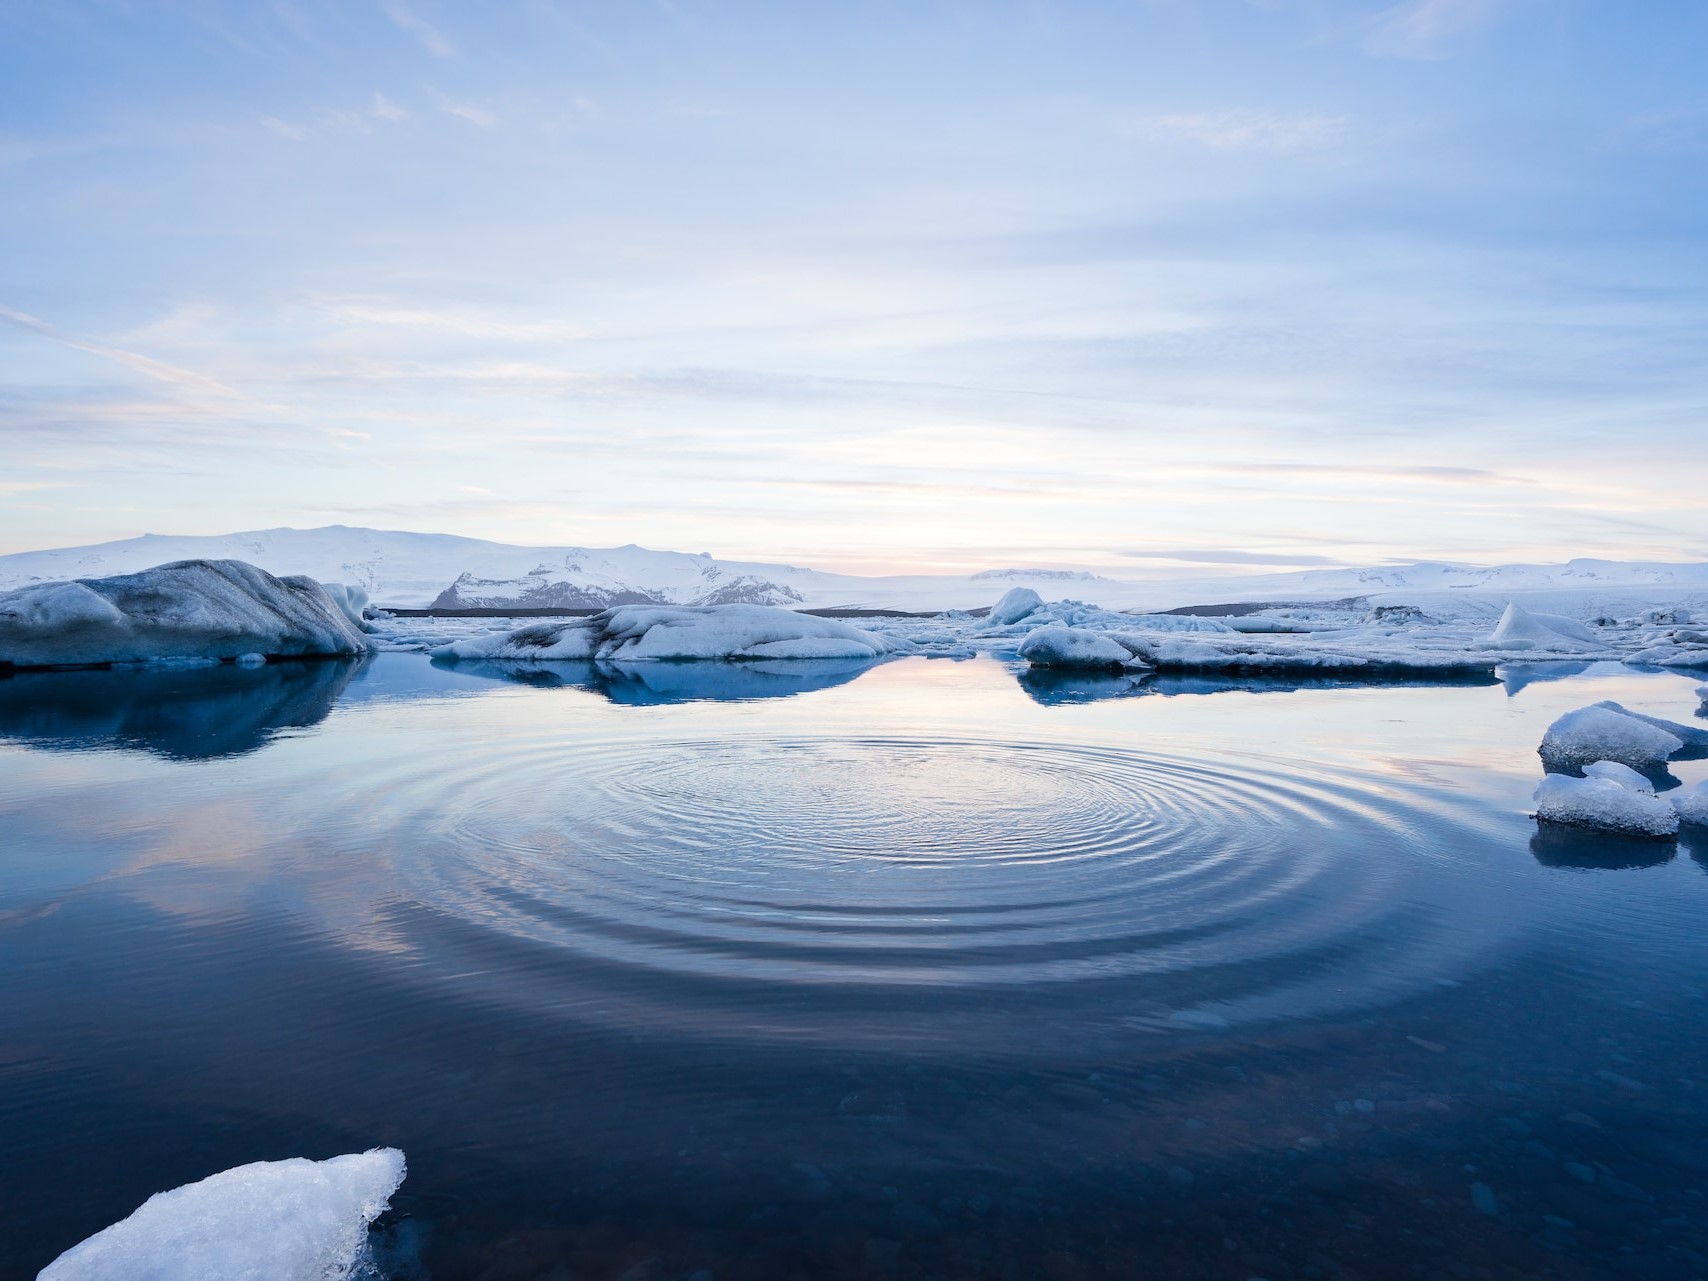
38,1149,405,1281
0,559,372,669
432,603,894,663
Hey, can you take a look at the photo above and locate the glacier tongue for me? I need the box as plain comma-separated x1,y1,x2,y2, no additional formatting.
38,1149,406,1281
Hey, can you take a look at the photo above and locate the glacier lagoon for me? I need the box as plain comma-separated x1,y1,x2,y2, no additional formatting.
3,654,1707,1279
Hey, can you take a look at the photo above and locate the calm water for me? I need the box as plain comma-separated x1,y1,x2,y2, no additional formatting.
2,655,1706,1281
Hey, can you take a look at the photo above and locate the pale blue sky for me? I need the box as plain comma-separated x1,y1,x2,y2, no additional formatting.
3,1,1705,573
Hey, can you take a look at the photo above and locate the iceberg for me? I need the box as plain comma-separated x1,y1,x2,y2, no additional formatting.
1016,624,1148,670
1489,602,1607,653
432,603,894,664
1533,769,1679,839
1538,704,1685,773
0,560,372,670
38,1148,405,1281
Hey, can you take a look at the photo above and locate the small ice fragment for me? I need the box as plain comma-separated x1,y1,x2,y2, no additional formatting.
1533,772,1679,838
1673,780,1708,826
39,1148,406,1281
1581,760,1655,795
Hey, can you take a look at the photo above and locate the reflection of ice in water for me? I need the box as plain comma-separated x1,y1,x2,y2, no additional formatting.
0,659,363,761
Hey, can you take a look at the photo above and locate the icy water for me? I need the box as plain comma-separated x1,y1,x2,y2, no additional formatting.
3,655,1707,1281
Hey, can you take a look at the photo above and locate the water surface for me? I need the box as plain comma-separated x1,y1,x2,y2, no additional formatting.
2,656,1705,1280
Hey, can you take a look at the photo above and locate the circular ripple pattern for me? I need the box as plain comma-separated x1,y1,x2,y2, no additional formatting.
346,731,1511,1015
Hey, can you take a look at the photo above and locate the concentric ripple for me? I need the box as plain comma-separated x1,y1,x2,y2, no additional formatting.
321,727,1517,1032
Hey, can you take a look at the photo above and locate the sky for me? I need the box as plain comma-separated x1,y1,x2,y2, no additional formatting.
2,0,1706,576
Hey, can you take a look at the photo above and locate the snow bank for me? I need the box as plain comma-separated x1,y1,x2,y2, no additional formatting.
433,603,893,664
1533,770,1679,839
1016,625,1148,670
1673,781,1708,826
0,560,372,670
1490,603,1606,653
987,587,1045,625
1538,705,1684,773
39,1148,405,1281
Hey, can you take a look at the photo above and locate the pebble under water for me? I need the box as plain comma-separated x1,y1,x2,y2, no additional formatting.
2,655,1706,1281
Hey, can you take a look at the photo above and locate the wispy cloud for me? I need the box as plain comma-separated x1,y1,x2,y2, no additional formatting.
260,115,307,141
1119,549,1344,566
436,93,496,126
1364,0,1506,60
0,305,245,403
380,0,454,57
1123,110,1349,153
371,92,408,122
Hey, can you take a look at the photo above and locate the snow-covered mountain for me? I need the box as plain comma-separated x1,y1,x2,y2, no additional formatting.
1,526,1706,614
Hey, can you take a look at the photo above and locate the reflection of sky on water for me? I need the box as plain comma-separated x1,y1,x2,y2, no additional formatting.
5,655,1708,1278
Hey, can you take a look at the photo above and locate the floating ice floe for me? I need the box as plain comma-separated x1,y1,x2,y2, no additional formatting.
1538,704,1689,773
1673,780,1708,826
0,560,373,670
1016,624,1149,670
38,1148,405,1281
1489,602,1608,654
433,603,895,663
1623,638,1708,668
1533,768,1679,839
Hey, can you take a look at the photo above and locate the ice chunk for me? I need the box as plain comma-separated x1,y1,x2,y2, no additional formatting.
1673,781,1708,826
1017,624,1146,670
1490,603,1605,653
1118,613,1238,633
0,560,372,670
1581,760,1655,794
1539,705,1683,772
433,604,892,664
1587,699,1708,756
987,587,1045,626
1533,771,1679,839
320,582,376,634
38,1148,405,1281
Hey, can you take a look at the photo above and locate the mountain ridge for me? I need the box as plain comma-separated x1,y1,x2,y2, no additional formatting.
2,526,1706,613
